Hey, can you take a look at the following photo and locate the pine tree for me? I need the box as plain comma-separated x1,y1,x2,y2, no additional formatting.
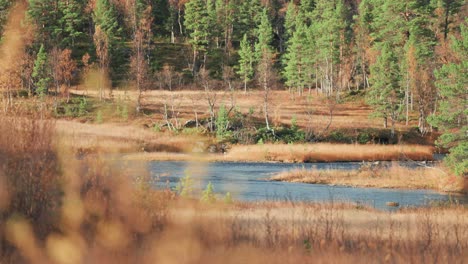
93,0,120,39
234,0,262,41
283,2,297,45
405,3,437,134
215,104,229,139
28,0,61,46
428,19,467,176
176,172,194,198
93,0,125,85
201,181,216,203
58,0,87,47
237,34,254,93
312,0,351,96
353,0,374,90
283,16,308,95
434,0,463,41
255,8,275,130
32,44,50,97
368,43,404,138
184,0,210,73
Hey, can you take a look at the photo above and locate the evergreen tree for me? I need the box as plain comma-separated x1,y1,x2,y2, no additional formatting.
312,0,352,96
368,43,403,138
58,0,87,47
216,104,229,139
283,16,308,95
299,0,316,21
28,0,61,46
405,2,437,134
201,181,216,203
233,0,262,41
151,0,170,35
215,0,234,51
434,0,463,41
184,0,210,73
254,8,275,130
254,8,274,62
283,2,297,45
429,19,467,176
353,0,374,90
93,0,120,39
237,34,254,93
32,44,50,97
93,0,125,84
176,172,194,197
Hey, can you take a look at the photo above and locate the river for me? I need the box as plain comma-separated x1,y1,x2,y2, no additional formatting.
143,161,467,211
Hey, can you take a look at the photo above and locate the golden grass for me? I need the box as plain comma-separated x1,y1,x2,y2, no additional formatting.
55,119,210,154
271,164,465,192
224,143,434,162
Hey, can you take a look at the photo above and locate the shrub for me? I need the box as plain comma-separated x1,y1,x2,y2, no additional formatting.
255,126,306,144
216,104,230,139
224,192,233,204
255,127,275,143
121,104,129,121
175,172,194,198
275,126,305,143
78,97,88,116
444,141,468,176
96,110,103,124
357,131,371,144
0,118,62,239
201,182,216,203
328,131,352,143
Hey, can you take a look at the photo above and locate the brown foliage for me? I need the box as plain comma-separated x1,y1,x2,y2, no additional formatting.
50,48,77,100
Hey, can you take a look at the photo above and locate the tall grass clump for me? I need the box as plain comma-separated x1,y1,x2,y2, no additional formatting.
0,116,171,263
0,117,62,240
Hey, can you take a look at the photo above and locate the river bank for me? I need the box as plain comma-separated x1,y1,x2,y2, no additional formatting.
121,143,434,163
55,118,435,163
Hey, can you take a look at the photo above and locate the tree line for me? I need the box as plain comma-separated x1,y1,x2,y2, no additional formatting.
0,0,466,175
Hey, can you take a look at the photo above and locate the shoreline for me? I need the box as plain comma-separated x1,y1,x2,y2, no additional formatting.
120,142,435,163
122,152,437,163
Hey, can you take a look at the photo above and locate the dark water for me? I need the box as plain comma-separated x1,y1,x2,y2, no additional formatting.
144,161,466,211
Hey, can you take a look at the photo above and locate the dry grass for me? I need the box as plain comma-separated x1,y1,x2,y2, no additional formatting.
123,143,434,162
1,116,467,263
70,89,407,131
271,164,465,192
224,143,434,162
55,119,210,154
